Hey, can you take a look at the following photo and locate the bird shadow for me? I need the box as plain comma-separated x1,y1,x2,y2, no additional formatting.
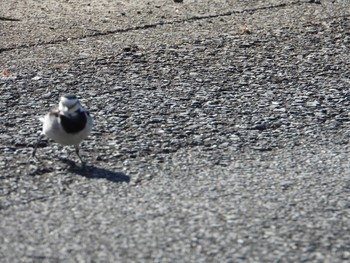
58,157,130,183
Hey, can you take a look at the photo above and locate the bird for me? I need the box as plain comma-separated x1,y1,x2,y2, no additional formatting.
32,94,93,166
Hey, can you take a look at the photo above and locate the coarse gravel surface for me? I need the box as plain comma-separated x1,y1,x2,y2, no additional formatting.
1,0,350,262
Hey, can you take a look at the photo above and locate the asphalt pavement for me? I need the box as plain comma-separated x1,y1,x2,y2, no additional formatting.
1,0,350,262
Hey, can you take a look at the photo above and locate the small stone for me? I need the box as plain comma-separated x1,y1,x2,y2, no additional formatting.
31,76,41,81
26,164,38,175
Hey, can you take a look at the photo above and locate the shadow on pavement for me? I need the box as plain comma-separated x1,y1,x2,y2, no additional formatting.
59,157,130,183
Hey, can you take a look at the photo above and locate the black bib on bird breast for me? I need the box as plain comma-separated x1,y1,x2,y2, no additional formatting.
60,111,87,134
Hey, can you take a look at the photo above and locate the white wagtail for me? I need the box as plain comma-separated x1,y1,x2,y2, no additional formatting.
32,94,93,166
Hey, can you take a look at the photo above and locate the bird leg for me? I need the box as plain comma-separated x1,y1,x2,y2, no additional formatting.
75,145,85,167
31,134,44,160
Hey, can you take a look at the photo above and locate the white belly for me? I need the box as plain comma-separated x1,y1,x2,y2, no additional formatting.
42,112,93,146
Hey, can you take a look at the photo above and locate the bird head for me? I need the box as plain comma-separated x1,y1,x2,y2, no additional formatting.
59,94,82,113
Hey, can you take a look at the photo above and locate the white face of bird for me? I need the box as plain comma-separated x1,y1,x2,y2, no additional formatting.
59,94,81,113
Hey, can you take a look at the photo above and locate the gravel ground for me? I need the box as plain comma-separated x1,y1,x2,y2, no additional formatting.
1,0,350,262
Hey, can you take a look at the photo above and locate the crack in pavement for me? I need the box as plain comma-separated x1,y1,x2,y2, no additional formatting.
0,1,308,53
0,16,21,22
